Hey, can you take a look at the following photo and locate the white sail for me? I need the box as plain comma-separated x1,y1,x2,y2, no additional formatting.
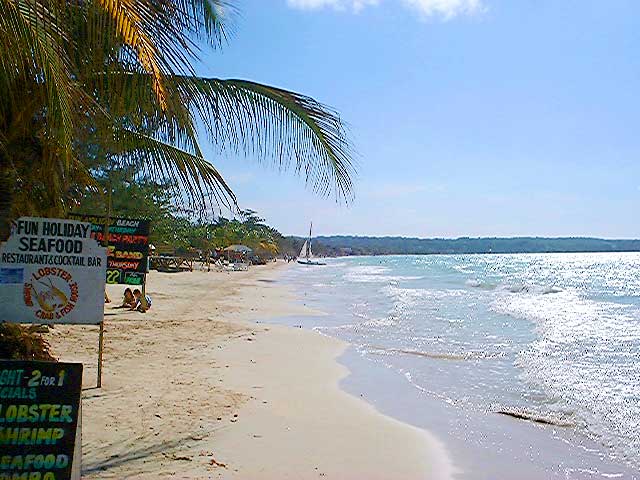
297,222,325,265
298,240,309,259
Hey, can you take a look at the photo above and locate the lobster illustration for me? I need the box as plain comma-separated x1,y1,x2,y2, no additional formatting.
30,278,69,313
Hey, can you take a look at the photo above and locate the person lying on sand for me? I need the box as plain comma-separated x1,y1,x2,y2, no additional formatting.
112,288,136,309
131,289,152,313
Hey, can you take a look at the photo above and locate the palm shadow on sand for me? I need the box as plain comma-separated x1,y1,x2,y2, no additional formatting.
82,434,208,475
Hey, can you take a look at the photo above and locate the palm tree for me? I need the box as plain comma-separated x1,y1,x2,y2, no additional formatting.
0,0,355,239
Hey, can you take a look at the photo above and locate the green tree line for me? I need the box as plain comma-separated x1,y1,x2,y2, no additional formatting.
73,168,283,256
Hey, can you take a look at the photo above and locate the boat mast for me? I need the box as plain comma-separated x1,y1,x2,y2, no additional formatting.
308,222,313,259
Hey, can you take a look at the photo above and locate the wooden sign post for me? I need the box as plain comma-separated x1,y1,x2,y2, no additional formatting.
68,214,151,387
97,322,105,389
0,217,107,390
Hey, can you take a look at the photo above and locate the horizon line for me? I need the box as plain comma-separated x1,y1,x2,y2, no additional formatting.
283,234,640,241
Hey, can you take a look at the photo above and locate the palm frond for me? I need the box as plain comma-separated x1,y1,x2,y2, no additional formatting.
176,0,234,46
0,0,77,161
94,0,172,108
88,72,356,201
185,78,356,201
113,128,237,211
87,68,202,156
90,0,235,107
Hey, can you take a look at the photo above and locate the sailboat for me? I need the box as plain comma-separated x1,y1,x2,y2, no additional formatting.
297,222,326,266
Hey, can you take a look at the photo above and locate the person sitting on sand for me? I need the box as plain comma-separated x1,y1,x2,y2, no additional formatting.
131,289,152,313
112,288,136,309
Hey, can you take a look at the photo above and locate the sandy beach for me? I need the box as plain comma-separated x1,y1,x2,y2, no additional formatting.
45,262,455,479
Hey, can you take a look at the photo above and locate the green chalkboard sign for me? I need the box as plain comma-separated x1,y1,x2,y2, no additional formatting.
0,360,83,480
69,214,150,285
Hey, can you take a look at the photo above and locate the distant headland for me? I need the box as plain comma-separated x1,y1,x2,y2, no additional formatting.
282,236,640,257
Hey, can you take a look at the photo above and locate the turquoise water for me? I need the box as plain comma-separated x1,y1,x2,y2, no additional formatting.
282,253,640,475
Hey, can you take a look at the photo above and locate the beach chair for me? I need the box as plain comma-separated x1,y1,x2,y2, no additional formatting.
232,262,249,271
212,259,226,272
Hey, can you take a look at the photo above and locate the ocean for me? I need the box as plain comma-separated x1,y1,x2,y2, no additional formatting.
280,253,640,479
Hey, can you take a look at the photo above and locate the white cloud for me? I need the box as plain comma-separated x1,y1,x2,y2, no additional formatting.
402,0,484,19
287,0,380,12
286,0,484,19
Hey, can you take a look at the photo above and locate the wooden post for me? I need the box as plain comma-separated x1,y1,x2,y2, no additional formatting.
71,399,82,479
103,181,112,303
98,178,111,388
140,274,148,310
97,322,104,388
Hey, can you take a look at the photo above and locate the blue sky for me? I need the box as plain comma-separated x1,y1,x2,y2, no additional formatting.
198,0,640,238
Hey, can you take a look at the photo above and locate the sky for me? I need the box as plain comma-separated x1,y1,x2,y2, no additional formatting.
197,0,640,238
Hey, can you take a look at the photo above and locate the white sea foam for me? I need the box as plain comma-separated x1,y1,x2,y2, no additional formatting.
382,285,469,308
465,279,501,290
367,345,505,361
344,265,422,283
361,318,397,328
453,264,475,274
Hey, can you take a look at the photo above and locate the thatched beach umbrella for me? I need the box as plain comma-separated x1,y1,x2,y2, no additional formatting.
223,245,253,261
223,245,253,253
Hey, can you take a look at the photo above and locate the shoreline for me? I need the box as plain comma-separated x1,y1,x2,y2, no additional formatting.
277,258,640,480
46,262,455,479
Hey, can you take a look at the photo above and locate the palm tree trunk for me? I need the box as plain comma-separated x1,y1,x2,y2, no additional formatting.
0,155,12,242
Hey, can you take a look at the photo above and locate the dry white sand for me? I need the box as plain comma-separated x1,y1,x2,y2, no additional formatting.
46,262,456,479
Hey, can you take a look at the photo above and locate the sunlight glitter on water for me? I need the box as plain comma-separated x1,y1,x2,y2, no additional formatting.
283,253,640,473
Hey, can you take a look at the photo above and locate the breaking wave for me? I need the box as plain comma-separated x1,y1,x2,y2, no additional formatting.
465,279,563,295
366,345,505,361
344,265,423,283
